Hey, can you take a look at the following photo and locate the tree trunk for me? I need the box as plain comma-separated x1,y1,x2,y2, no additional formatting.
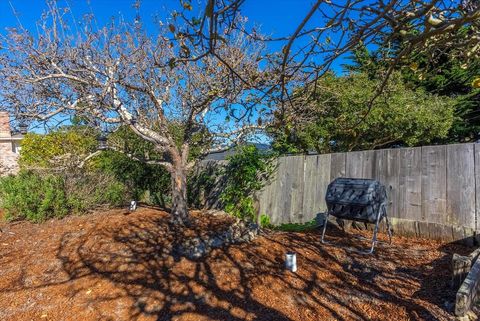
170,164,190,226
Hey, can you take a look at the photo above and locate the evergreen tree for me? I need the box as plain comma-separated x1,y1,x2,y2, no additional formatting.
345,27,480,142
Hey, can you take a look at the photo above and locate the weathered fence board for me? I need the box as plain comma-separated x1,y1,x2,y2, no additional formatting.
475,144,480,231
374,149,401,219
422,145,447,225
272,157,287,225
302,154,331,223
447,144,476,229
285,156,305,223
256,158,276,218
398,148,422,221
330,153,346,179
250,143,479,241
346,150,375,178
301,155,317,223
316,154,332,215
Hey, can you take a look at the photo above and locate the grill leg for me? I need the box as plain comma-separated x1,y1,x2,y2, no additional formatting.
366,211,382,254
321,212,330,244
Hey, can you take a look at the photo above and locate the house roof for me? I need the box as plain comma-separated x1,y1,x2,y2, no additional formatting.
0,134,24,141
204,143,271,161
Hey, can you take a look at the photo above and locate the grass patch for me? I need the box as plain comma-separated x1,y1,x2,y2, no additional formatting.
274,219,319,232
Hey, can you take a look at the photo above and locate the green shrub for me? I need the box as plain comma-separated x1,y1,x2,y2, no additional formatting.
259,214,273,228
0,170,127,222
93,150,170,207
219,145,275,221
63,170,128,214
0,171,68,222
97,180,125,207
18,125,168,216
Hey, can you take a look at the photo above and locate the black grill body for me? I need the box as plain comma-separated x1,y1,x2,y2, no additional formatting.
325,178,387,223
321,177,392,254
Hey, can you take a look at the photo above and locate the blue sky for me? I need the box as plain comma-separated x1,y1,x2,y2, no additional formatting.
1,1,318,37
0,0,340,65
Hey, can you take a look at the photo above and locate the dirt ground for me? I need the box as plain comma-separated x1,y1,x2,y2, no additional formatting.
0,207,473,321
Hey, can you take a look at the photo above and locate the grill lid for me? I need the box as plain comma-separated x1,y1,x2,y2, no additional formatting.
325,177,387,223
325,178,386,206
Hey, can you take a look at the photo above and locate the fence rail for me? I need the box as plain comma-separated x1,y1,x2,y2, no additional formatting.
254,143,480,243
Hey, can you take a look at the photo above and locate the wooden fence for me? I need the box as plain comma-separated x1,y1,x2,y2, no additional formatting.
254,143,480,243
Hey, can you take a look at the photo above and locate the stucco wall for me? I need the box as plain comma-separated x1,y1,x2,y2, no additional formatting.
0,112,20,176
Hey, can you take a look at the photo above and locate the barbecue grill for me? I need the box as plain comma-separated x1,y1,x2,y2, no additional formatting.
321,177,392,254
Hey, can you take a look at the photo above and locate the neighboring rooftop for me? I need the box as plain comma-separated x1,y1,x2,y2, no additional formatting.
204,143,271,161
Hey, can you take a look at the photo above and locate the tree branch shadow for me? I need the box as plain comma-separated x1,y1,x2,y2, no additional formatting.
0,211,469,321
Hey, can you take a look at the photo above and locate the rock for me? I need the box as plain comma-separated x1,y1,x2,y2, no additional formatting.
175,219,260,259
467,311,478,321
210,236,224,248
315,213,327,227
176,237,211,260
231,229,242,242
248,222,259,234
205,209,228,217
239,233,251,242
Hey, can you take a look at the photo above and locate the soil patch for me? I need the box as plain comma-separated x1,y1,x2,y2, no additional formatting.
0,207,472,321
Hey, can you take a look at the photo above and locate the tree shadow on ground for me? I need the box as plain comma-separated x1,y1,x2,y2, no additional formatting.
409,238,475,316
0,210,470,321
270,224,463,321
323,218,476,317
56,213,294,321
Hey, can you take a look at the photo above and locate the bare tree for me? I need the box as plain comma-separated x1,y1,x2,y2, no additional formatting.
0,3,270,225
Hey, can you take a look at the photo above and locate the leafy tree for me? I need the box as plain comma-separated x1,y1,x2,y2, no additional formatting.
400,29,480,142
346,27,480,143
20,127,97,169
271,72,455,154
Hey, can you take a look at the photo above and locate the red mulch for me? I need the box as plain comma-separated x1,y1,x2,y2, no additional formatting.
0,207,472,321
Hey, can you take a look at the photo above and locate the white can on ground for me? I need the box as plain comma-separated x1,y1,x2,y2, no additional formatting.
285,252,297,272
129,200,137,211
